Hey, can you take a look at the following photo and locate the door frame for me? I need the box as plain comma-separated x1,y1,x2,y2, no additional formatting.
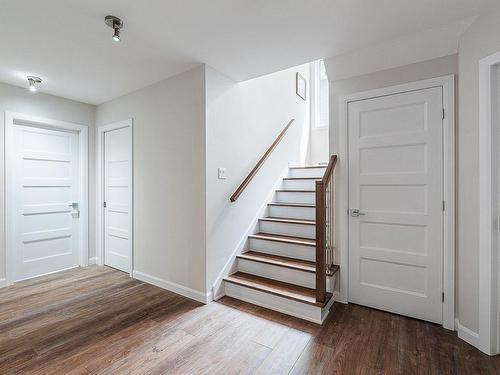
4,111,89,285
478,51,500,355
95,119,133,275
337,75,456,330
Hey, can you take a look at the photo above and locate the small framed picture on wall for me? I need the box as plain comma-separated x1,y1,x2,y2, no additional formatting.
296,72,307,100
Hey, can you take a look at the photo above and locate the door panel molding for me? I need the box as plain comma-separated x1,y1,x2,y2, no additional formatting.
337,75,455,330
96,119,133,275
5,112,89,285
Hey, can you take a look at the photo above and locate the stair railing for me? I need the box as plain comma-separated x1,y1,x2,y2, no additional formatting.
315,155,338,303
230,119,295,202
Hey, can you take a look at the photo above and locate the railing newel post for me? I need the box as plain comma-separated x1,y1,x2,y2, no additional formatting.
315,180,326,303
315,155,338,304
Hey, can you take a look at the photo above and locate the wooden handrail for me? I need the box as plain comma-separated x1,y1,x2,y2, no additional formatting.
321,155,338,185
316,155,338,303
230,119,295,202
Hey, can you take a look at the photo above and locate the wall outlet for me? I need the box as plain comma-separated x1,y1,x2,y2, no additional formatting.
218,167,227,179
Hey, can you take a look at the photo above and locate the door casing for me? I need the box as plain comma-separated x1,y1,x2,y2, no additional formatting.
5,112,89,286
96,119,133,276
478,51,500,355
337,75,455,330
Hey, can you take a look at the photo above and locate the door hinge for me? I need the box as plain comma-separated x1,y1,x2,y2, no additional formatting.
442,108,445,120
442,200,445,211
442,292,445,303
104,201,107,208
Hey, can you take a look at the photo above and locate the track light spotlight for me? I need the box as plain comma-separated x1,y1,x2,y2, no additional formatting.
105,15,123,42
27,76,42,92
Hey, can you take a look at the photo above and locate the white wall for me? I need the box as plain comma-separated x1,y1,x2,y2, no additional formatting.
326,54,458,162
0,82,95,283
205,64,310,290
457,9,500,333
307,125,328,165
96,66,207,300
327,18,470,81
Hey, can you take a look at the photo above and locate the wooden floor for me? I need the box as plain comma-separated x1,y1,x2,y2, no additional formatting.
1,267,499,374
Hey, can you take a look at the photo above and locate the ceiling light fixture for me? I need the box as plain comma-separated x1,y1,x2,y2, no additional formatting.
27,76,42,92
105,15,123,42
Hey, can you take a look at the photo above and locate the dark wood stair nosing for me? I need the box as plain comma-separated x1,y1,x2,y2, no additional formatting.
249,233,316,247
268,202,315,208
327,264,341,277
224,272,332,307
283,177,322,180
237,251,316,273
289,166,327,169
275,190,315,193
259,217,316,226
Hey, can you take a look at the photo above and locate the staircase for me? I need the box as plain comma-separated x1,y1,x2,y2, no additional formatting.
223,165,339,324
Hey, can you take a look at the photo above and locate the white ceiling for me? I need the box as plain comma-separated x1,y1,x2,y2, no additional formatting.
0,0,498,104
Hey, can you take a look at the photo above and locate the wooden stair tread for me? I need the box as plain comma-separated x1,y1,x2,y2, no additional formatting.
238,251,316,273
259,217,315,225
289,166,327,169
268,202,315,208
224,272,332,307
283,177,322,180
275,190,315,193
328,264,340,276
249,232,316,247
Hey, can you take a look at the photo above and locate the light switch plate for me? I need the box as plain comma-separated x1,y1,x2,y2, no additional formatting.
218,167,227,179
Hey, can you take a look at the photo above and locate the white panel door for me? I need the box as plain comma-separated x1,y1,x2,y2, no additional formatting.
348,87,443,324
104,126,132,273
12,125,80,281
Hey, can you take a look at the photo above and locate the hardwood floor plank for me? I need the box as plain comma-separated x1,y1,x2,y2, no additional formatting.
289,342,340,375
0,266,498,375
254,329,311,374
251,319,290,349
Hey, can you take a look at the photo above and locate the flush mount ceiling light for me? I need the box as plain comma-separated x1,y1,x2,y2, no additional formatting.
27,76,42,92
105,15,123,42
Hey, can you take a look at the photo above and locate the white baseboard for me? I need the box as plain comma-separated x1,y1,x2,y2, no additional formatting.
210,166,290,301
133,270,211,304
456,319,479,348
332,290,343,302
0,278,8,288
88,257,97,265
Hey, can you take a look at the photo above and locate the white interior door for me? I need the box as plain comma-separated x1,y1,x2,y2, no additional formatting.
12,125,80,281
348,86,443,324
104,126,132,273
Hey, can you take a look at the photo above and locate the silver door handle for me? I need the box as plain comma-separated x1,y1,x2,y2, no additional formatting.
350,209,366,217
69,202,80,218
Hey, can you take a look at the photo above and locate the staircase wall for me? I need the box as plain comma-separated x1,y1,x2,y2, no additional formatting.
205,65,311,293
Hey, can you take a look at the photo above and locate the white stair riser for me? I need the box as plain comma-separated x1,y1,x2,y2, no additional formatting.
259,220,315,239
327,273,338,293
289,168,326,178
268,205,315,220
250,238,315,261
283,179,318,190
237,258,315,288
275,191,315,204
225,282,324,324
